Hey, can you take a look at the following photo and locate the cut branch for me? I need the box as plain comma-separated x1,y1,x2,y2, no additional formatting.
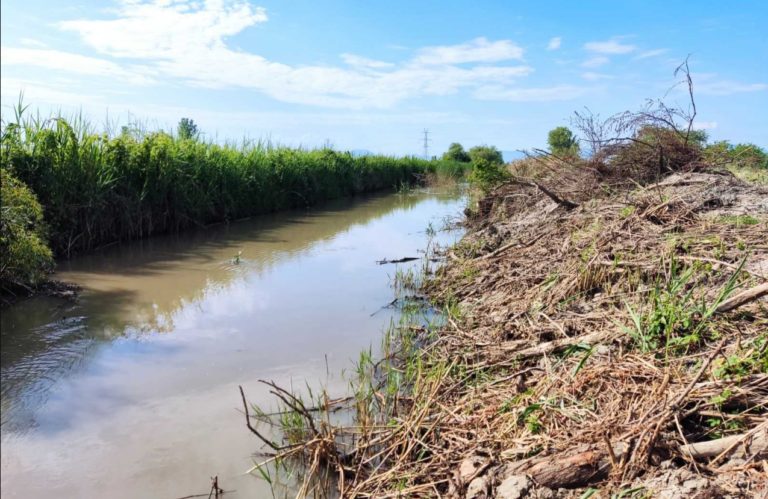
679,424,767,462
509,177,579,210
713,282,768,314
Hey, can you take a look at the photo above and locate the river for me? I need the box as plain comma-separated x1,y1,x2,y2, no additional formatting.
0,187,465,499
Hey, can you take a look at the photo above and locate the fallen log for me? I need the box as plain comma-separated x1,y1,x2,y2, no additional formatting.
498,426,767,490
524,448,608,488
500,442,628,489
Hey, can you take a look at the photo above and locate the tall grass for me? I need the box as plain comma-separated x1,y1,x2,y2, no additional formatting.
1,106,467,257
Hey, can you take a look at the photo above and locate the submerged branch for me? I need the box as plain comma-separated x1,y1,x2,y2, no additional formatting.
239,385,282,452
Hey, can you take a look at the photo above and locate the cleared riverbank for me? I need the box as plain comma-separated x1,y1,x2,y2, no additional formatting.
246,156,767,497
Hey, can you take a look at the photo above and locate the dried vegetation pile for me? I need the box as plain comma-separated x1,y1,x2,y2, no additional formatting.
421,162,767,498
247,157,767,499
244,69,767,497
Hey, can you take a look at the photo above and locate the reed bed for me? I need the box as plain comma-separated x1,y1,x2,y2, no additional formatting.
1,107,466,257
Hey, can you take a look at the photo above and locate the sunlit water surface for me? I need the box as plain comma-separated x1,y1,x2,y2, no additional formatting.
1,187,465,499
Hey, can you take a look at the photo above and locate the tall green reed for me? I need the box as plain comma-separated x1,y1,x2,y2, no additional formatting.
1,106,468,257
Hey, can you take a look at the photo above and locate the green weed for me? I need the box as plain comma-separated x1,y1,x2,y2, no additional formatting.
716,214,760,227
713,334,768,379
623,257,743,356
619,205,636,218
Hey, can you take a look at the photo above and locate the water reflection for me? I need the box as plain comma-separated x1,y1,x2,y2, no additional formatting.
1,186,465,499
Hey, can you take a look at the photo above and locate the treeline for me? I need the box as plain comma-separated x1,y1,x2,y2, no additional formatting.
440,125,767,193
0,112,467,293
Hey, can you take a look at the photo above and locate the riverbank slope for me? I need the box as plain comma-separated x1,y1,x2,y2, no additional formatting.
418,164,767,498
267,157,768,498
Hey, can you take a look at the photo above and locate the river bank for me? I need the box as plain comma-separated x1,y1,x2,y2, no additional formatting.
251,159,767,497
418,168,767,498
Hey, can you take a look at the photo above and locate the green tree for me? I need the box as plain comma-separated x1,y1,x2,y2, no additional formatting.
468,145,504,165
442,142,471,162
178,118,199,140
705,141,768,169
731,143,768,169
547,126,580,157
0,168,53,291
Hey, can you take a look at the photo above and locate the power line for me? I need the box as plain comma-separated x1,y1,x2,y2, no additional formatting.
422,129,431,159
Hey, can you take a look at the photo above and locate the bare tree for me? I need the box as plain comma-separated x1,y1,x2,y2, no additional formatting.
568,58,701,180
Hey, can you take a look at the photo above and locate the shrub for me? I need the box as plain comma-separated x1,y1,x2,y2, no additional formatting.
468,145,504,165
607,126,703,183
427,159,472,178
442,143,471,163
0,167,53,292
703,141,767,184
470,158,509,192
729,143,768,169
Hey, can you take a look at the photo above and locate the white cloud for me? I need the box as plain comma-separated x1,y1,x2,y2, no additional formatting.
412,37,524,65
547,37,561,50
581,72,613,81
19,38,48,48
584,39,636,54
0,80,472,134
59,0,268,59
667,73,768,96
581,56,610,68
693,121,718,130
696,80,768,95
635,48,668,59
0,46,154,85
340,54,394,69
0,1,541,109
474,84,589,102
1,77,106,105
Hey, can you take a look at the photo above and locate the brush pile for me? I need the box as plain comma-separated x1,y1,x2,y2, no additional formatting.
244,79,767,496
419,162,768,498
246,156,766,497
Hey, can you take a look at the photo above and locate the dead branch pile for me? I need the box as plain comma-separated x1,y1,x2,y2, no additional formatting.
243,164,767,498
417,169,767,498
240,60,766,496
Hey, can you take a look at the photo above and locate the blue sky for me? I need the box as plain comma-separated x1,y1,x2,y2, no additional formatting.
1,0,767,155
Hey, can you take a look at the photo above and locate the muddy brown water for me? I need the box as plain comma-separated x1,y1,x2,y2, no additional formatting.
1,187,466,499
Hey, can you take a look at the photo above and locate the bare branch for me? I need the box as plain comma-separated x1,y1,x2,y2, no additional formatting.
239,385,282,451
674,56,697,144
508,177,579,210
